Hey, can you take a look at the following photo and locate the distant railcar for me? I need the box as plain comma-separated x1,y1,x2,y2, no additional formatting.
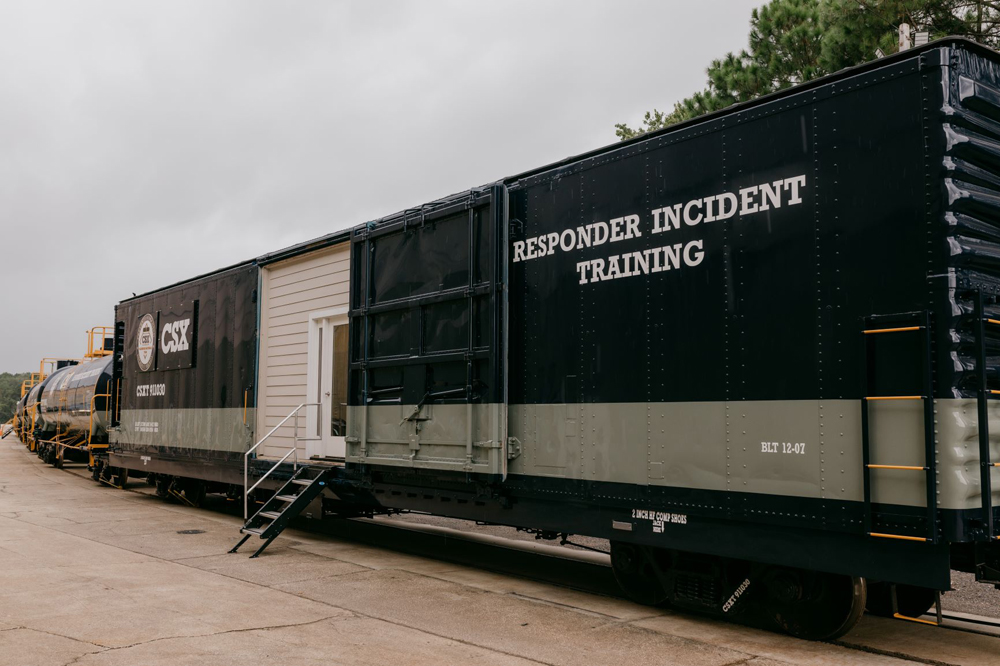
89,38,1000,640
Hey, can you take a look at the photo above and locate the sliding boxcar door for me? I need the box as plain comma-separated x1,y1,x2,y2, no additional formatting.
346,185,508,476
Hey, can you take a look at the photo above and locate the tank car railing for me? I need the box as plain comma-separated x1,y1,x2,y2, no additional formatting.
243,402,320,520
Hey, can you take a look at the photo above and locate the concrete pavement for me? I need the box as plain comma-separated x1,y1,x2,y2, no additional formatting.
1,440,998,666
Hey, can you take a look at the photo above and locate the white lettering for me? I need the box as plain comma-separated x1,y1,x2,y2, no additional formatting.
660,204,682,232
739,185,759,215
545,232,559,256
716,192,738,220
784,174,806,204
591,221,610,246
610,217,624,242
703,195,718,222
560,229,576,252
513,241,526,263
759,180,782,211
683,199,703,226
663,244,682,271
624,214,641,239
683,239,704,267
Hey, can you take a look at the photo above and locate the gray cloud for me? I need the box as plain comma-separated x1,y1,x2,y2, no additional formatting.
0,0,761,372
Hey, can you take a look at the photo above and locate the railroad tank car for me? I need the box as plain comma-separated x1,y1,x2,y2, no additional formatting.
11,396,25,437
25,368,72,449
95,38,1000,640
35,356,114,466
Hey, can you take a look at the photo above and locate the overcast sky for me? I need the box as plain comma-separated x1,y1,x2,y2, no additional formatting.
0,0,762,373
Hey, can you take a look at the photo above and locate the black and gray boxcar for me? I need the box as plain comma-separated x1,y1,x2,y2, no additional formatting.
97,38,1000,640
104,261,259,501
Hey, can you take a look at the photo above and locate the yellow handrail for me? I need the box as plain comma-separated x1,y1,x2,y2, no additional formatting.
88,393,112,446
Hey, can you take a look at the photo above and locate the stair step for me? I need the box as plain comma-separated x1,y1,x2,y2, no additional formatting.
275,494,298,503
259,511,282,520
241,527,264,536
291,479,314,486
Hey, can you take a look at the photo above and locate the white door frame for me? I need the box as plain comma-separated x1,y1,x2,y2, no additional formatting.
304,306,349,458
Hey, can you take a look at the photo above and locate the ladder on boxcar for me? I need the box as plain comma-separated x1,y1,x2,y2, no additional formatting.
861,311,943,626
972,292,1000,548
861,311,939,544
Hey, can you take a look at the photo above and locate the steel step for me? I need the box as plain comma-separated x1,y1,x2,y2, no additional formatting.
241,527,264,536
291,479,314,486
259,511,282,521
275,494,298,503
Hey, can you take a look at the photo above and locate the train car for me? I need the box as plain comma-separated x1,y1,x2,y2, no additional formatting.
34,356,114,467
103,38,1000,640
28,366,76,448
104,261,259,502
10,396,25,438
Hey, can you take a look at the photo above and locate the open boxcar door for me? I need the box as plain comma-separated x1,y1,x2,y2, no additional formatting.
346,185,509,477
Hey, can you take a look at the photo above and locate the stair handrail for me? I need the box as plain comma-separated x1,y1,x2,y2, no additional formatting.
243,402,320,519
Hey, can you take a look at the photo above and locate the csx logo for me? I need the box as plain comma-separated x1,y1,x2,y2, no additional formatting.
160,319,191,354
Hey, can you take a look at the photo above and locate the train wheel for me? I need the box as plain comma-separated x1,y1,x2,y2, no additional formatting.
610,542,668,605
91,460,102,483
865,582,937,619
183,480,206,507
113,467,129,488
155,475,172,499
763,568,866,641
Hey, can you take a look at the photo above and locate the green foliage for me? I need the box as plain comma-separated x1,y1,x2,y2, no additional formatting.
616,0,1000,140
0,373,30,423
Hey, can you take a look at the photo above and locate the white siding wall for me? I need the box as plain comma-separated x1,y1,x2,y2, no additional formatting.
257,243,350,459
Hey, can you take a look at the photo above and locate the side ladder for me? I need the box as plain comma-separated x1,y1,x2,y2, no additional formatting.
973,292,1000,586
860,311,941,625
230,466,330,558
975,292,1000,543
861,312,939,543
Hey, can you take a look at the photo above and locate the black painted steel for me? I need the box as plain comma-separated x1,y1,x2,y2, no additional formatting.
348,187,505,410
99,39,1000,601
110,261,258,460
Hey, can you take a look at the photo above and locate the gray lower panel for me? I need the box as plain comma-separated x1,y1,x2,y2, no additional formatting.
113,408,255,453
506,399,1000,510
346,403,506,474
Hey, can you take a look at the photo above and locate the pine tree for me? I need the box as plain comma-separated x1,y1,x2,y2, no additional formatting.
616,0,1000,140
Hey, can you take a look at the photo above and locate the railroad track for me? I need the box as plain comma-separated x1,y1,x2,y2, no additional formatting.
919,609,1000,637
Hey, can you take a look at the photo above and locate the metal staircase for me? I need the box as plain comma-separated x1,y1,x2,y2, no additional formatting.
230,401,323,558
230,466,330,558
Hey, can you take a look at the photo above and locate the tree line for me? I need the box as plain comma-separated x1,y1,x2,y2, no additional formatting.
617,0,1000,139
0,373,30,423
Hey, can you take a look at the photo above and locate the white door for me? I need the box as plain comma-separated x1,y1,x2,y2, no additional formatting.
306,308,349,459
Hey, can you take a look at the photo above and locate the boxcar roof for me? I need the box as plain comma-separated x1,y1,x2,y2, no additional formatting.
504,36,997,184
121,37,997,306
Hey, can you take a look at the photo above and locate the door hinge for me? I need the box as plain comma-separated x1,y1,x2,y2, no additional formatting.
507,436,522,461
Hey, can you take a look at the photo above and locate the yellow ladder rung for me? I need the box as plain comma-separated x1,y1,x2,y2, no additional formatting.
869,532,930,542
893,613,939,626
865,395,925,401
987,319,1000,326
867,464,928,471
990,390,1000,396
863,326,923,335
